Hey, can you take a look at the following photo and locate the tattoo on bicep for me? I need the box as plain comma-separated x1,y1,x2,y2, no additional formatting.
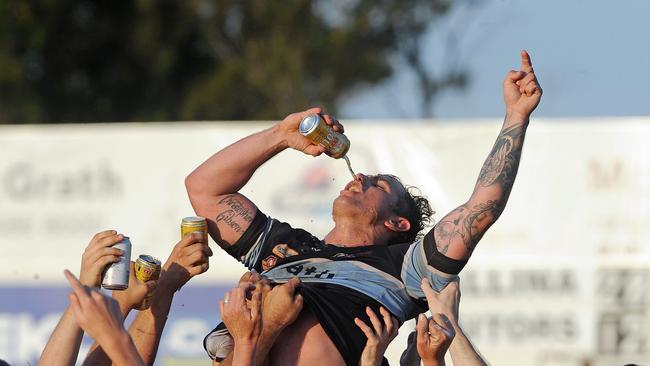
462,200,502,251
477,124,526,192
214,195,254,233
435,200,502,254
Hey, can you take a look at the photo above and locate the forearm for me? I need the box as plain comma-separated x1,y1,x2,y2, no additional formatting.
127,286,174,366
185,125,287,199
449,326,488,366
252,327,283,366
39,306,84,366
101,331,145,366
231,343,257,366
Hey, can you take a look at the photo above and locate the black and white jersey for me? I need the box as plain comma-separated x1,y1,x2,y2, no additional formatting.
219,210,467,366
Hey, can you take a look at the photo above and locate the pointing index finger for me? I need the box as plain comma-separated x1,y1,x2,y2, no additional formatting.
520,49,534,73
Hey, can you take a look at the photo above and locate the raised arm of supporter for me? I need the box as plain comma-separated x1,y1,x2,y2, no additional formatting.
64,270,144,366
83,261,158,366
184,107,344,250
256,277,304,365
354,306,399,366
416,313,455,366
220,285,263,366
127,232,212,366
430,50,542,261
39,230,124,366
421,278,488,366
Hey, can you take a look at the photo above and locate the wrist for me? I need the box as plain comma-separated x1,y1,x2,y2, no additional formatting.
505,109,530,125
269,123,290,151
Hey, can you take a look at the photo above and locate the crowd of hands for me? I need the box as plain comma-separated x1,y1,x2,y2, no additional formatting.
38,230,487,366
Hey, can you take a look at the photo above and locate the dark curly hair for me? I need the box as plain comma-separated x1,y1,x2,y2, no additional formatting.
386,176,435,245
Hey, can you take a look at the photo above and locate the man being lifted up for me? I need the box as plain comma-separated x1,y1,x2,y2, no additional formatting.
185,50,542,366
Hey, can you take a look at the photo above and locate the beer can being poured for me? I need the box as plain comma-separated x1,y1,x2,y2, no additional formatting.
181,216,208,241
299,114,350,159
134,254,161,310
102,236,131,290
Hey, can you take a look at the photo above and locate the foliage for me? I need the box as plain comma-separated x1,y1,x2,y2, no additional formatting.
0,0,462,123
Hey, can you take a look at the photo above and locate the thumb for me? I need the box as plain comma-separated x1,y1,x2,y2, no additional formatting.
300,107,324,119
416,313,429,341
285,276,302,294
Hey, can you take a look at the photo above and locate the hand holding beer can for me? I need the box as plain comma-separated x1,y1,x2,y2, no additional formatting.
181,216,208,242
134,254,161,310
101,236,132,290
299,114,350,159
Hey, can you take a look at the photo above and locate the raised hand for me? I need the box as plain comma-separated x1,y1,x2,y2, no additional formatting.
416,313,456,366
111,261,158,314
421,278,460,328
277,107,345,157
221,285,263,346
355,306,399,366
79,230,125,287
503,50,542,120
262,277,303,331
158,232,213,292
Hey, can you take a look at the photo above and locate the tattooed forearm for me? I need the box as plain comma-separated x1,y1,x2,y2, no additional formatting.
434,200,503,255
477,124,526,192
215,195,254,233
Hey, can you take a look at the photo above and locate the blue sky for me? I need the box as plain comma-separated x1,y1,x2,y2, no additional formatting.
341,0,650,119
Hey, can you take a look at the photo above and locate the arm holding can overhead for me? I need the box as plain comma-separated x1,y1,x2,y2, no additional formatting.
184,107,344,250
127,232,212,366
39,230,125,366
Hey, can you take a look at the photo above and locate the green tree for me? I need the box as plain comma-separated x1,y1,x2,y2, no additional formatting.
0,0,464,123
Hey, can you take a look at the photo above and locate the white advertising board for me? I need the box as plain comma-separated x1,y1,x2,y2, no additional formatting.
1,118,649,365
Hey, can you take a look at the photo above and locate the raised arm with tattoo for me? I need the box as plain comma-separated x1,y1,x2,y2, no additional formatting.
433,50,542,260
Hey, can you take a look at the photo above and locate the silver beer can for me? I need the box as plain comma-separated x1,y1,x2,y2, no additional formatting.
299,114,350,159
101,236,132,290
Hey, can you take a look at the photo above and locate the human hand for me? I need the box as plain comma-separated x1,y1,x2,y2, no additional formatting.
221,285,263,346
262,277,303,331
416,313,455,366
65,269,127,346
79,230,125,287
421,278,460,328
158,232,213,292
111,261,157,313
503,50,542,120
355,306,399,366
277,107,345,157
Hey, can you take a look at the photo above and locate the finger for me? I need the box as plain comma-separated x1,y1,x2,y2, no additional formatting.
145,280,158,294
321,114,343,133
293,293,304,309
283,277,301,295
432,313,451,331
300,107,324,120
420,278,437,298
416,313,429,344
88,246,124,263
204,244,213,257
379,306,393,334
390,316,400,338
354,317,375,339
302,144,325,157
93,233,124,250
366,307,383,334
250,290,262,320
520,49,534,73
219,300,225,315
64,269,89,299
90,230,118,244
238,271,255,285
524,80,540,96
505,70,526,82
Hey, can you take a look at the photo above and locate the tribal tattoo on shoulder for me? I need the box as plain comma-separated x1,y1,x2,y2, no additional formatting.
435,124,526,254
215,195,255,233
